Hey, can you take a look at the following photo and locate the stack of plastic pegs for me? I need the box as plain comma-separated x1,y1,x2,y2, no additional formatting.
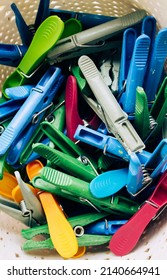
0,0,167,260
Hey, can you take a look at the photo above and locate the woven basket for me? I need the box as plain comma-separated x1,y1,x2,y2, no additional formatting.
0,0,167,260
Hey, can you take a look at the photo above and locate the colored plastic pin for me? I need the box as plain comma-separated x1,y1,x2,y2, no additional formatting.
0,98,25,121
40,121,97,168
11,0,50,46
0,67,64,157
65,75,100,142
118,28,137,94
74,125,129,161
0,43,27,67
2,15,64,97
85,219,128,235
0,171,46,227
5,85,33,100
89,168,128,198
134,87,157,141
109,170,167,256
148,76,167,141
144,28,167,103
32,142,98,182
21,212,111,251
47,10,147,63
78,55,145,153
119,34,150,115
38,191,78,259
33,167,139,216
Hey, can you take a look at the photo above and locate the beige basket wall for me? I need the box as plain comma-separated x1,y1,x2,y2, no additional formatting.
0,0,167,260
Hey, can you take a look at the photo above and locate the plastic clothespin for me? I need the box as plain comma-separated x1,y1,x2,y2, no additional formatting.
32,166,139,216
0,66,64,158
11,0,50,46
119,34,150,115
0,171,46,227
109,170,167,256
127,139,167,196
21,212,111,253
134,87,157,141
162,115,167,139
47,10,147,64
118,28,137,95
74,125,129,161
0,98,25,121
89,168,128,198
5,85,33,100
78,55,145,153
32,142,98,182
141,16,157,72
148,76,167,143
143,28,167,104
40,121,98,168
65,75,100,142
0,43,27,67
85,219,128,235
2,15,64,97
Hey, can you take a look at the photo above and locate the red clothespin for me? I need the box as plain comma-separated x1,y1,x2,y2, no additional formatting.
65,75,100,142
109,170,167,256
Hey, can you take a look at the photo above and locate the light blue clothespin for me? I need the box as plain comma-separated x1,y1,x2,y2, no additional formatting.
119,34,150,115
143,28,167,104
0,67,64,157
118,28,137,95
74,125,129,161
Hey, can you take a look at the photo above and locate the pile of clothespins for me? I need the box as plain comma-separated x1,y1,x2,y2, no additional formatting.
0,0,167,259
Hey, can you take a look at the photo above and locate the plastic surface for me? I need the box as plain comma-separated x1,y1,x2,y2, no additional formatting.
0,0,167,261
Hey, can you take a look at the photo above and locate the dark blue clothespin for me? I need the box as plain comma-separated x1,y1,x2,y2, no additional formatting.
11,0,50,46
0,43,27,67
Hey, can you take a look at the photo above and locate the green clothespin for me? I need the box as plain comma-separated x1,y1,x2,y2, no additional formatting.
21,212,111,251
134,87,154,140
2,16,64,97
149,76,167,140
61,18,82,39
40,121,97,168
32,142,98,182
31,167,139,216
71,64,93,97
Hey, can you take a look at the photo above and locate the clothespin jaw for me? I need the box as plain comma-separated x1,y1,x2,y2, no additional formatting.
134,87,157,141
0,43,28,67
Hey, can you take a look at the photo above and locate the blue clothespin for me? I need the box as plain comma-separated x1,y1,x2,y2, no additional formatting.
0,43,27,67
0,66,64,157
127,139,167,195
143,28,167,104
5,85,33,100
118,28,137,95
85,219,128,235
11,0,50,46
74,125,129,162
0,98,25,121
119,34,150,115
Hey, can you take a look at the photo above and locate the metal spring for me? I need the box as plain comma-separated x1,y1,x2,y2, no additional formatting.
149,116,157,130
141,164,152,186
